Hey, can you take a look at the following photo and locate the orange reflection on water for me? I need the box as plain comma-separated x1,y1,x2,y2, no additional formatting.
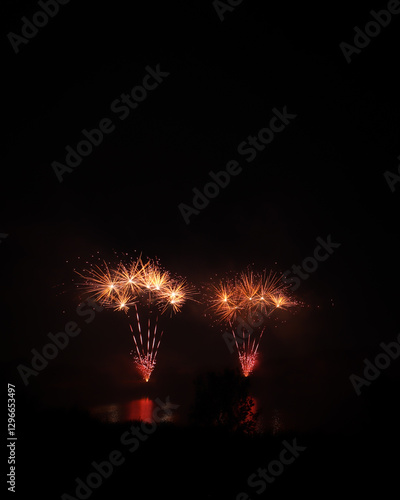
127,398,154,423
90,398,155,424
245,396,258,423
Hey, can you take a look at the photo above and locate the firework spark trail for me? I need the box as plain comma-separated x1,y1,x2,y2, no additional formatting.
128,309,162,382
76,255,194,382
208,270,297,377
230,324,265,377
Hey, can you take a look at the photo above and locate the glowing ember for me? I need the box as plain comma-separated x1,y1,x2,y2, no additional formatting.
133,353,156,383
238,352,257,377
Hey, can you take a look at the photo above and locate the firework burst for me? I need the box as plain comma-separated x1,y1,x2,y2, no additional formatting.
157,279,195,315
76,255,194,382
206,269,297,377
75,262,120,306
208,281,241,322
268,291,297,311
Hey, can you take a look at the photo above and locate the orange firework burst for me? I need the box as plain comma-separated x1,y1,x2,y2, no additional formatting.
157,279,195,315
268,291,296,311
139,262,171,293
115,258,147,294
256,271,284,310
113,287,137,312
237,271,259,310
76,255,194,382
206,269,296,377
208,281,241,322
76,261,120,306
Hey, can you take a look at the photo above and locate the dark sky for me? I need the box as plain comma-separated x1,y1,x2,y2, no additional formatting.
2,0,400,433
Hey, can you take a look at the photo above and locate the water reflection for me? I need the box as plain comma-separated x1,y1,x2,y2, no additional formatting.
90,396,284,432
271,409,284,435
248,396,285,434
91,398,155,424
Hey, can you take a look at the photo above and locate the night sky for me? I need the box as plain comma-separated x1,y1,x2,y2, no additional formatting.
2,0,400,497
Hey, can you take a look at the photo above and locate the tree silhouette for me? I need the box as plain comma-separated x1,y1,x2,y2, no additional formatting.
190,369,259,433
